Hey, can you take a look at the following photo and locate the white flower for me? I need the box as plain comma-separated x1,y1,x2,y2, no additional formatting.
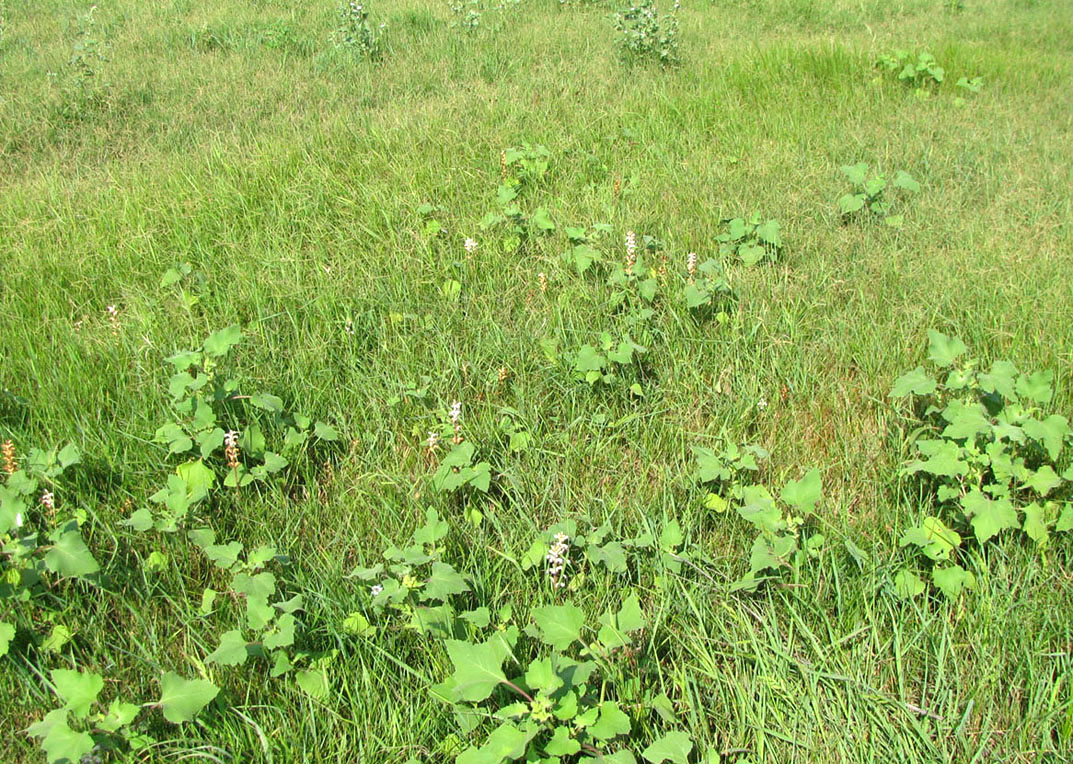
106,305,118,317
370,584,383,596
757,397,768,410
687,252,697,278
545,532,571,589
40,491,55,510
464,237,478,254
426,431,440,449
449,401,462,425
224,430,239,448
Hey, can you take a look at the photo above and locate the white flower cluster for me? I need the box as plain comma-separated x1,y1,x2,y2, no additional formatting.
686,252,697,280
40,490,55,511
625,230,638,271
464,237,478,254
545,532,570,589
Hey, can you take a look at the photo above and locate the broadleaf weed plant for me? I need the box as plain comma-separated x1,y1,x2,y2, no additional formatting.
333,0,386,60
837,162,920,227
889,330,1073,599
50,5,111,121
613,0,681,67
715,214,783,266
875,49,945,90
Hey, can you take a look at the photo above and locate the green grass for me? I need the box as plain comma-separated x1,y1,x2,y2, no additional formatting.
2,0,1073,761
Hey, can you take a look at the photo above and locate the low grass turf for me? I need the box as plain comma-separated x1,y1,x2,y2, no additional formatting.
2,0,1072,761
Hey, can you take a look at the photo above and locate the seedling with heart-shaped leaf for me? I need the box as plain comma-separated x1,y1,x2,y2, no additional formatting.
837,163,920,227
890,331,1073,599
715,213,783,266
1,442,100,658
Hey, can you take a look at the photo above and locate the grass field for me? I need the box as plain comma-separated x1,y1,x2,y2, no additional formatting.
2,0,1073,761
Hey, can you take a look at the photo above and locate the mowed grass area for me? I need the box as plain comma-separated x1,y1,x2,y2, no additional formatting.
2,0,1073,761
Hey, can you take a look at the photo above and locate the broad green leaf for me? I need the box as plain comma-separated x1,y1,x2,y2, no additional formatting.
457,721,535,764
295,668,330,699
595,753,639,764
1022,502,1050,545
97,699,140,733
444,638,510,702
642,731,694,763
838,193,866,215
693,446,731,483
737,485,782,533
249,393,284,413
0,621,14,657
42,624,74,654
684,283,710,308
158,672,219,723
263,613,296,650
343,611,375,637
532,207,555,231
545,725,581,756
892,171,921,193
979,360,1019,400
203,325,242,357
51,668,104,717
589,701,631,740
932,565,976,599
1015,370,1053,405
940,400,989,440
748,534,795,575
177,459,215,499
927,330,966,367
780,468,821,515
961,490,1018,544
864,176,887,197
893,569,926,599
38,714,95,764
615,593,646,633
755,219,781,247
726,217,749,240
248,545,278,569
206,630,249,666
44,529,100,578
123,507,154,532
56,444,81,469
905,439,967,478
532,604,586,651
1024,465,1062,496
890,367,937,397
574,345,605,373
900,516,960,561
460,607,491,628
738,243,766,266
414,508,449,545
587,541,627,573
660,519,683,551
524,656,563,694
422,562,469,602
270,651,292,678
1056,504,1073,533
1022,415,1069,462
203,541,243,569
314,421,340,441
166,350,202,370
841,163,869,186
703,493,727,513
